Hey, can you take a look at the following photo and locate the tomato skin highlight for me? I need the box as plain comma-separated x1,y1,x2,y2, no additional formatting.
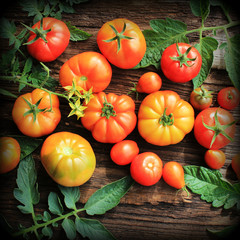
0,137,21,174
231,153,240,179
204,150,226,169
217,87,240,110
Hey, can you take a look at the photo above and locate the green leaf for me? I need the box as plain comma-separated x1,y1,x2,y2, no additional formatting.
0,88,17,98
58,185,80,210
135,18,189,69
75,217,116,240
224,34,240,91
42,226,53,239
84,175,134,215
42,211,51,222
193,37,218,89
184,165,240,209
22,57,33,75
0,17,17,45
48,192,63,215
13,155,40,214
190,0,210,21
62,218,76,240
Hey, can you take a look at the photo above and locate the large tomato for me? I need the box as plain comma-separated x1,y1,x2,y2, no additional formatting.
81,92,137,143
138,90,194,146
26,17,70,62
41,132,96,187
194,107,236,149
12,89,61,137
59,52,112,93
97,18,146,69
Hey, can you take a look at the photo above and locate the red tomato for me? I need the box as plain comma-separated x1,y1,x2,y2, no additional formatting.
217,87,240,110
59,52,112,93
194,107,236,149
161,43,202,83
110,140,139,165
0,137,20,174
204,150,226,169
97,18,146,69
162,161,185,189
27,17,70,62
231,153,240,179
130,152,163,186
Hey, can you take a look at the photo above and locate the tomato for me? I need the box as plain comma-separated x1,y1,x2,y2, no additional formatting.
110,140,139,165
204,150,226,169
81,92,137,143
26,17,70,62
190,86,213,111
130,152,163,186
194,107,236,149
12,89,61,137
161,43,202,83
59,52,112,93
97,18,146,69
231,153,240,179
138,90,194,146
41,132,96,187
0,137,20,174
217,87,240,110
162,161,185,189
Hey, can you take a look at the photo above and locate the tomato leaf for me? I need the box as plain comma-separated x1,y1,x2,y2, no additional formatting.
184,165,240,209
84,175,134,215
190,0,210,21
62,218,77,240
0,17,17,46
48,192,64,216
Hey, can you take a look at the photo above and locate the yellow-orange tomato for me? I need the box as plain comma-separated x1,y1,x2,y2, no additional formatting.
41,132,96,187
138,90,194,146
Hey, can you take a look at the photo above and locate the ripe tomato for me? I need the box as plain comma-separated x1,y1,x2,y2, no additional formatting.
41,132,96,187
97,18,146,69
204,149,226,169
161,43,202,83
59,52,112,93
12,89,61,137
26,17,70,62
110,140,139,165
81,92,137,143
217,87,240,110
0,137,20,174
190,86,213,111
138,90,194,146
194,107,236,149
162,161,185,189
130,152,163,186
231,153,240,179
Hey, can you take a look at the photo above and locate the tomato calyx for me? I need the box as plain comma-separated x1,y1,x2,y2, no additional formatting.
159,108,174,127
194,85,213,99
101,97,117,119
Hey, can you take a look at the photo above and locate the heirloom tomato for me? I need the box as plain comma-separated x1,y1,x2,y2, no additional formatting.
0,137,20,174
81,92,137,143
194,107,236,149
97,18,146,69
12,89,61,137
26,17,70,62
161,43,202,83
231,153,240,179
41,132,96,187
138,90,194,146
217,87,240,110
204,149,226,169
59,52,112,93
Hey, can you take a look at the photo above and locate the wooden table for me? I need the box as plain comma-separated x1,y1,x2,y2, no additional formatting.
0,0,239,239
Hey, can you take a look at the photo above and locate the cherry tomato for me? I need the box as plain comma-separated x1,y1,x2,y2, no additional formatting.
231,153,240,179
161,43,202,83
217,87,240,110
162,161,185,189
97,18,146,69
41,132,96,187
110,140,139,165
130,152,163,186
204,150,226,169
0,137,20,174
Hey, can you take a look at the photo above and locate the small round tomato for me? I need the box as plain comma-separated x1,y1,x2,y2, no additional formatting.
26,17,70,62
194,107,236,149
12,89,61,137
217,87,240,110
0,137,20,174
161,43,202,83
190,86,213,111
204,150,226,169
231,153,240,179
97,18,146,69
130,152,163,186
162,161,185,189
110,140,139,165
41,132,96,187
59,52,112,93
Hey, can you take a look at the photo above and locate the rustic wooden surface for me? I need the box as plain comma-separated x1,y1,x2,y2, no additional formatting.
0,0,240,239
